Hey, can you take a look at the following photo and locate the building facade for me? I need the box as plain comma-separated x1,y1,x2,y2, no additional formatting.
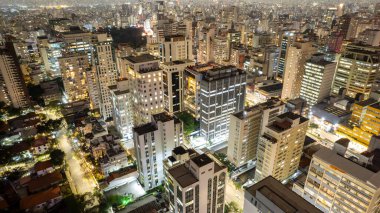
298,147,380,213
281,41,317,100
254,112,309,182
92,33,118,120
109,79,133,140
332,44,380,99
133,112,182,190
125,54,165,125
199,65,246,145
300,54,336,106
227,98,285,168
165,150,227,213
160,35,193,63
161,60,195,114
59,53,90,102
0,43,30,108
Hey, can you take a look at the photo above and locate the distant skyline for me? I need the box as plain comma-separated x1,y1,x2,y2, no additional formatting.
0,0,378,7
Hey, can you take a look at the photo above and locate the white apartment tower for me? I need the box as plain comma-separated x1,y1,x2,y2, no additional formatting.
165,149,227,213
109,79,133,140
133,112,183,190
281,41,316,100
160,35,193,63
300,54,336,106
92,33,118,120
125,54,165,125
227,98,285,168
254,112,309,182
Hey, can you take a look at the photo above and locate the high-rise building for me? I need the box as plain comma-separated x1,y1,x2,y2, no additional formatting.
37,37,63,78
337,99,380,147
62,28,92,54
183,63,219,119
244,176,321,213
125,54,164,125
165,148,227,213
281,42,317,100
109,79,133,141
0,43,30,108
254,112,309,182
227,98,285,168
161,60,195,114
59,53,90,102
214,36,230,65
298,147,380,213
198,65,246,144
133,112,183,190
92,33,118,120
332,44,380,99
197,27,215,64
277,31,295,80
160,35,193,63
300,54,337,106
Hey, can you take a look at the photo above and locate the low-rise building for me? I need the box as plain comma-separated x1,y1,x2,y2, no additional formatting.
244,176,321,213
20,187,62,212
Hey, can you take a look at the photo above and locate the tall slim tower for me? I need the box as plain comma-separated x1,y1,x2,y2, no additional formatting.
281,42,316,100
92,33,118,120
0,42,30,108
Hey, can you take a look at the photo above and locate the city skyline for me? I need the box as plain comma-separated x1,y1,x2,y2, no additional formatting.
0,0,379,212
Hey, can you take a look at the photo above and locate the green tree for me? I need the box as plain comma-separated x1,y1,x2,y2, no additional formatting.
225,201,242,213
176,111,198,136
50,149,65,166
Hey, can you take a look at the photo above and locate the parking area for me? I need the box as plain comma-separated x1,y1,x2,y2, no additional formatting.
105,179,146,199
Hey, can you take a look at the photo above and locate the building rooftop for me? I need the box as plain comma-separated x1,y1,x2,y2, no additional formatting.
28,170,63,193
246,176,322,213
125,54,158,64
162,59,194,66
191,154,213,167
314,147,380,188
311,103,351,124
268,112,308,133
258,83,283,93
152,112,174,123
173,146,188,155
164,34,186,42
34,160,53,172
202,65,245,82
168,164,198,188
355,98,378,107
20,187,61,210
133,123,158,135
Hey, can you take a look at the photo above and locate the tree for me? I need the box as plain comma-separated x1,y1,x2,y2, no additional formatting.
225,201,242,213
176,111,198,136
28,84,44,106
50,149,65,166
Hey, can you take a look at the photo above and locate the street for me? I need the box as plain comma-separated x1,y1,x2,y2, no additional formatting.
225,178,244,210
57,129,98,195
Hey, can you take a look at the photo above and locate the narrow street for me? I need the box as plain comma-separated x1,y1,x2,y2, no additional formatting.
57,129,98,195
224,178,244,210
